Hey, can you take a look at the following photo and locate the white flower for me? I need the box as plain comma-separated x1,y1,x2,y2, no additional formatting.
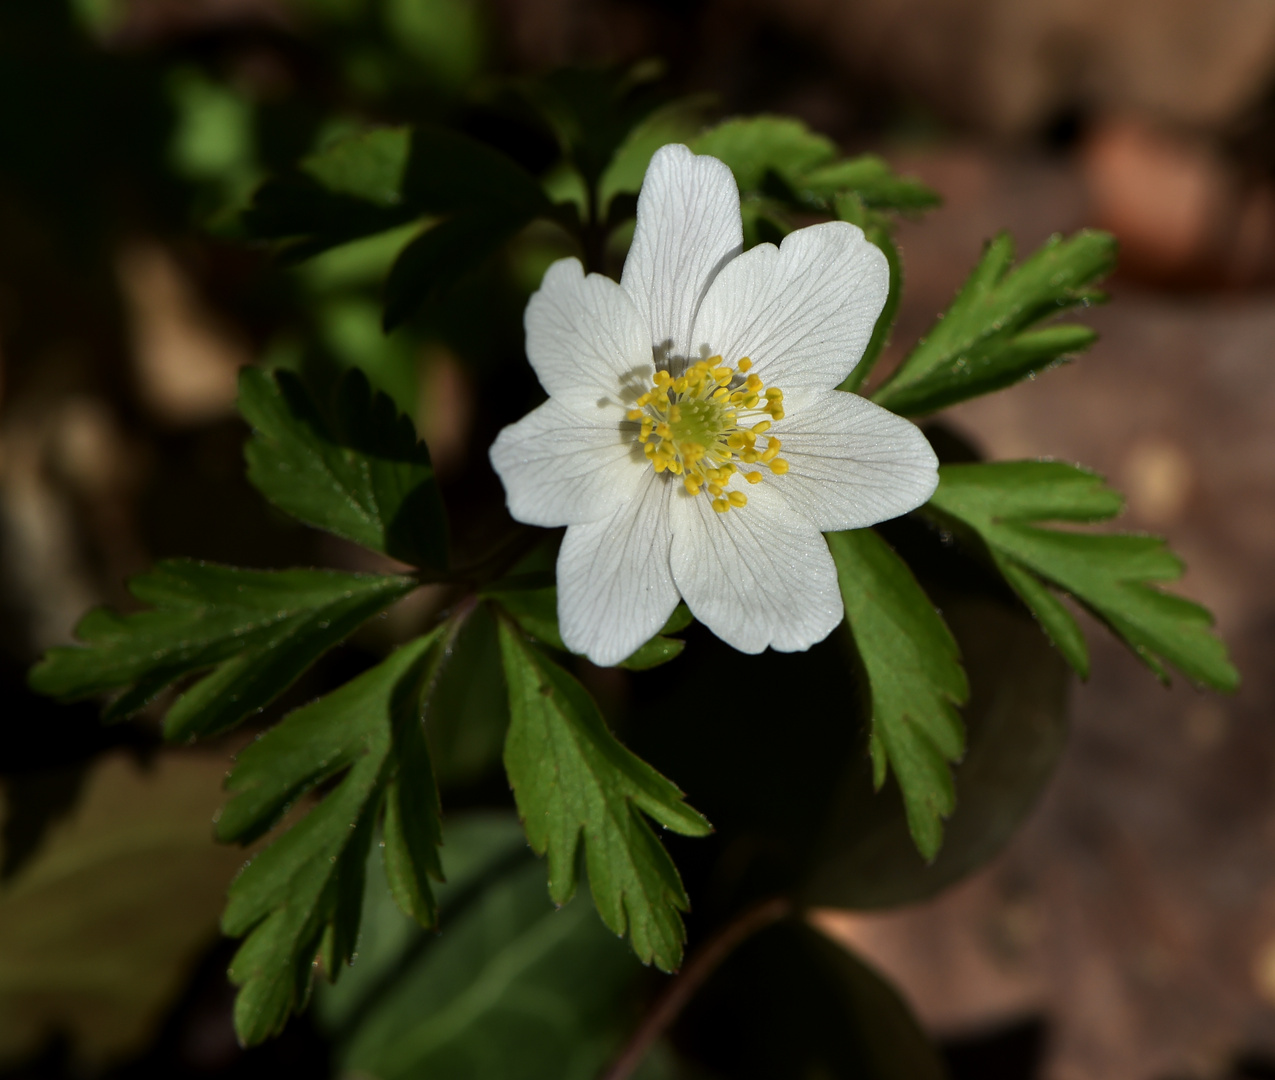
490,143,938,666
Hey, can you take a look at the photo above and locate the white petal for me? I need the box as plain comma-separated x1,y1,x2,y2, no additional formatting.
557,471,681,667
690,220,888,396
768,390,939,531
525,257,653,412
621,144,743,360
489,398,646,527
668,482,843,655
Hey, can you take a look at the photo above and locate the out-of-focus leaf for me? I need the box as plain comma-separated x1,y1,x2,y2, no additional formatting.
0,753,246,1067
799,154,940,212
239,366,448,572
243,125,551,261
314,812,530,1035
598,96,712,216
926,462,1239,690
382,205,537,330
383,0,485,91
675,920,947,1080
872,231,1115,416
28,560,414,740
827,529,968,860
692,115,837,192
497,620,710,971
333,856,644,1080
221,633,444,1046
802,590,1069,909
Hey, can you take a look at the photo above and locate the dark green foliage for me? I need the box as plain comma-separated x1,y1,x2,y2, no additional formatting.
873,230,1116,416
827,529,968,860
221,633,445,1045
242,124,554,263
332,846,645,1080
927,462,1239,690
28,560,415,740
677,921,948,1080
239,366,448,573
497,619,711,971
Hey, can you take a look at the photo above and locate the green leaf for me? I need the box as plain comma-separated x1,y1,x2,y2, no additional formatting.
242,125,551,262
239,365,448,572
333,854,644,1080
803,586,1070,909
926,461,1239,691
221,633,445,1046
0,754,251,1066
28,560,415,740
381,205,537,330
692,115,837,193
827,529,969,860
873,230,1116,416
302,127,412,208
496,619,710,971
834,193,903,394
799,154,941,212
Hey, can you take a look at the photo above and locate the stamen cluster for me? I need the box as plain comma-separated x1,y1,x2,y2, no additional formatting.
627,356,788,513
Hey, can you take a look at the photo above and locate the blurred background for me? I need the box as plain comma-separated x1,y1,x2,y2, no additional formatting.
2,1,1274,1078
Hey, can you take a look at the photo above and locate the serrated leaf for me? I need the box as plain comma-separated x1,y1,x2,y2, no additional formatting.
239,366,448,572
926,461,1239,691
496,619,710,971
382,205,537,330
873,230,1115,416
803,586,1069,909
221,633,445,1045
827,529,968,860
302,127,412,208
27,560,415,740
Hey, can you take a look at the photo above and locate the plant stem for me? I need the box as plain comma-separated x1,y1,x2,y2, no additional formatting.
601,896,793,1080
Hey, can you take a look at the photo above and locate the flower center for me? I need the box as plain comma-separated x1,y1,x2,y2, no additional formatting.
627,356,789,513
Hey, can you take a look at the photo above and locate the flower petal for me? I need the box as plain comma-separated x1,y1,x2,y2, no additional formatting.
489,398,646,527
621,144,743,360
557,471,680,667
668,482,843,654
690,220,888,395
767,390,939,531
525,257,654,412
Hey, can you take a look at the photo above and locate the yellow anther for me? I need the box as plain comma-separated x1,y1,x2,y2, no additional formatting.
630,353,788,512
